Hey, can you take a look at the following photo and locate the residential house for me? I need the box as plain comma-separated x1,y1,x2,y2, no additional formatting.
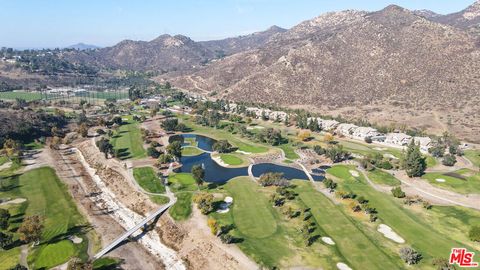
336,123,359,137
413,136,432,153
352,127,381,140
385,133,412,146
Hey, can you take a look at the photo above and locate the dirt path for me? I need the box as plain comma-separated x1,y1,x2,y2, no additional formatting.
19,244,28,268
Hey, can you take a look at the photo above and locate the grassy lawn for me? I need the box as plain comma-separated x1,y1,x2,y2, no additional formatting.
464,150,480,168
426,156,437,168
367,168,401,186
168,173,198,192
133,167,165,193
277,143,299,160
327,165,476,265
184,137,198,147
93,257,122,269
110,116,146,159
0,167,90,269
219,153,246,166
181,146,203,156
0,247,21,270
169,192,192,221
181,117,269,153
210,177,340,268
0,156,8,166
226,178,277,238
149,195,170,205
337,139,403,159
422,170,480,194
406,205,480,251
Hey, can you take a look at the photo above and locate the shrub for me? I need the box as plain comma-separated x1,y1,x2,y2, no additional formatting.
432,258,456,270
147,147,160,158
364,136,373,143
356,196,369,205
442,154,457,166
469,226,480,242
207,218,219,235
399,247,422,265
212,140,233,153
220,233,234,244
313,145,325,155
193,193,214,214
258,172,290,187
323,178,337,191
391,186,406,198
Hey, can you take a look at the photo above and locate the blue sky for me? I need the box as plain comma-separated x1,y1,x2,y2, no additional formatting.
0,0,475,48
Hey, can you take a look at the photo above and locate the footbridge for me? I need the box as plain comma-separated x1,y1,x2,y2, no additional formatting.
93,197,175,259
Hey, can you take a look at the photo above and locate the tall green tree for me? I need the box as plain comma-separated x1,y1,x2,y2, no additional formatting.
167,141,182,160
403,140,426,177
191,165,205,187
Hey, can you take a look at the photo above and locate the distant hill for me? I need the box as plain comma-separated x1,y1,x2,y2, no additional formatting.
66,43,100,50
62,26,284,72
199,25,287,56
163,4,480,142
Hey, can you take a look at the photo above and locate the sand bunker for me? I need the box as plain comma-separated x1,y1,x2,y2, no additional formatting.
377,224,405,243
0,198,27,205
321,237,335,245
435,178,446,182
349,170,360,177
235,150,251,155
336,262,352,270
217,196,234,214
246,126,265,130
69,235,83,244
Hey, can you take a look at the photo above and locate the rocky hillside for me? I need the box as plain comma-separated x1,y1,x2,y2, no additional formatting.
163,4,480,142
429,0,480,33
199,25,286,56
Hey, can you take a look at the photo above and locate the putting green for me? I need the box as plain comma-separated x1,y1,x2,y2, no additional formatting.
34,240,75,269
168,173,198,192
422,170,480,194
133,167,165,193
220,154,245,166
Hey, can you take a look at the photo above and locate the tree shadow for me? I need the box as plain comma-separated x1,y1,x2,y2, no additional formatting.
115,148,131,160
43,224,93,245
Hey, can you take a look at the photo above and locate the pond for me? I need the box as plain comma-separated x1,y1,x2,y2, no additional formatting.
173,134,324,183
